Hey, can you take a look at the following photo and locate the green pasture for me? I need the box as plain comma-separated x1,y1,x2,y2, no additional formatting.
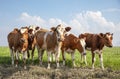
0,46,120,70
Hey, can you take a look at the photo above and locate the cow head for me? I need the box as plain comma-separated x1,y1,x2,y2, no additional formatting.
99,32,113,47
51,24,71,42
19,27,29,44
28,25,40,42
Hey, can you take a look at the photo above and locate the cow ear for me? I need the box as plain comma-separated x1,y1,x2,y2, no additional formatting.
74,38,79,43
65,27,71,32
111,33,113,36
51,27,56,31
99,33,105,38
79,34,86,40
14,28,19,32
35,26,39,30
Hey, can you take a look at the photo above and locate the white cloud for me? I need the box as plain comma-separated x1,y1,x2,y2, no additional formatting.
20,12,46,26
18,11,120,46
48,18,67,27
103,8,120,12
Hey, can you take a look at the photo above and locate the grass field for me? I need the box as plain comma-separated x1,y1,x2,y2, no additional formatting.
0,46,120,70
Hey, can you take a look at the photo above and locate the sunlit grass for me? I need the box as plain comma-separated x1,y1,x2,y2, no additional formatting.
0,46,120,70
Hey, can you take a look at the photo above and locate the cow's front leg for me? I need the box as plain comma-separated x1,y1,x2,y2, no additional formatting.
99,53,104,70
92,52,96,69
10,49,14,66
62,51,66,66
23,51,27,69
15,51,19,68
47,51,51,69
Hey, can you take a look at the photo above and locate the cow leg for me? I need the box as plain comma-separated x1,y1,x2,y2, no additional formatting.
47,51,51,69
23,51,27,69
71,52,76,67
10,49,14,66
99,53,104,70
31,47,35,62
52,53,55,62
38,49,44,66
15,51,19,68
83,53,87,65
62,51,66,66
27,50,30,59
92,52,96,69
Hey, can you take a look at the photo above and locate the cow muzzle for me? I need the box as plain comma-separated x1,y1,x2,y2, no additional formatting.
58,38,64,42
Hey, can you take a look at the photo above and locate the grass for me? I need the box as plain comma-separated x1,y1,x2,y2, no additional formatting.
0,46,120,70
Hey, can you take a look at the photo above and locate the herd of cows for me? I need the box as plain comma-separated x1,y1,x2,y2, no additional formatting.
7,24,113,70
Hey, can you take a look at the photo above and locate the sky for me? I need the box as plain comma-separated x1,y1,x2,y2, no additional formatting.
0,0,120,46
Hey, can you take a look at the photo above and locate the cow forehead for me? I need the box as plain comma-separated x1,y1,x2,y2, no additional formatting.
20,28,28,34
106,34,112,39
56,25,65,32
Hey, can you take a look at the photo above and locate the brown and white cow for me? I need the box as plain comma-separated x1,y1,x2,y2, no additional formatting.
35,24,71,69
83,32,113,70
27,25,40,61
61,33,87,67
7,27,29,69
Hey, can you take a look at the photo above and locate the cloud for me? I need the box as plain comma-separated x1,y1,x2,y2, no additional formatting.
18,11,120,46
20,12,46,26
103,8,120,12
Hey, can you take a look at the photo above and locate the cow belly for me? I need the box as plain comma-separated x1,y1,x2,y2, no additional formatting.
86,47,91,51
65,48,74,53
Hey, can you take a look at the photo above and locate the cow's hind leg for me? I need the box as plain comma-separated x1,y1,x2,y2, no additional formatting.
71,52,76,67
38,49,44,66
47,51,51,69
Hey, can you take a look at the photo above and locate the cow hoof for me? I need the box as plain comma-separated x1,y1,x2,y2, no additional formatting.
47,67,50,69
15,65,18,68
24,66,27,69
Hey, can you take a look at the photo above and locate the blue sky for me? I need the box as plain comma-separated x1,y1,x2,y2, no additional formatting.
0,0,120,46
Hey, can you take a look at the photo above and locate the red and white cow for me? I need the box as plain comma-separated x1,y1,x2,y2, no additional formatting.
61,33,87,67
35,24,71,69
84,32,113,70
7,27,29,69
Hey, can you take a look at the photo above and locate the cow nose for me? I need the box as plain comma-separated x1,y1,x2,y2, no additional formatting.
109,45,113,48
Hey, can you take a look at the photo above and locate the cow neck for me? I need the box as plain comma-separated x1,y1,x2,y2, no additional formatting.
97,37,105,50
52,31,58,45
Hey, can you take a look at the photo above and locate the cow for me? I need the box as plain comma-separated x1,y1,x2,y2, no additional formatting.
35,24,71,69
27,25,40,61
83,32,113,70
61,33,87,67
7,27,29,69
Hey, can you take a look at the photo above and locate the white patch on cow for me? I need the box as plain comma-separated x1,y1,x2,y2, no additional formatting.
42,32,48,49
20,28,27,34
65,32,71,36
